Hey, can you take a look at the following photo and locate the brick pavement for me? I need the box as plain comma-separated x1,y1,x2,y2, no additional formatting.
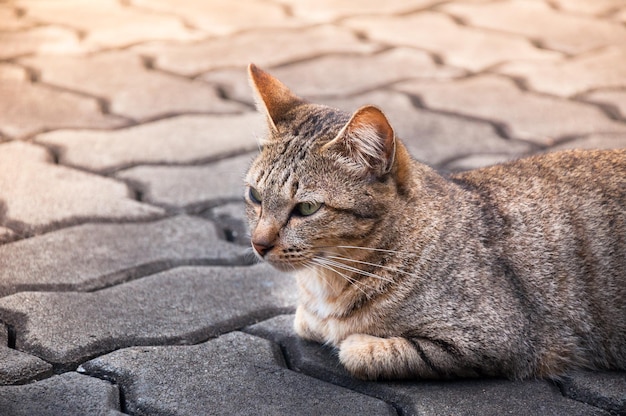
0,0,625,415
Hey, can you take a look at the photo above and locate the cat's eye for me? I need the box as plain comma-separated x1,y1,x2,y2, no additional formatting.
248,187,262,204
295,201,322,216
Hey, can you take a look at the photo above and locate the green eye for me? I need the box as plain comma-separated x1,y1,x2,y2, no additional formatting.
249,187,262,204
296,201,322,216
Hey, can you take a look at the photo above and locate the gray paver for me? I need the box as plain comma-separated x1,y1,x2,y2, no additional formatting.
550,0,626,15
560,371,626,414
0,141,163,233
0,4,36,31
344,12,561,72
324,90,532,166
207,202,250,246
245,315,611,416
0,64,127,139
134,24,381,77
583,89,626,119
19,0,202,50
275,0,442,21
79,331,396,416
549,133,626,152
19,50,245,121
0,25,83,59
395,75,626,145
202,47,463,104
36,113,261,173
0,346,53,385
116,152,254,208
0,265,296,368
0,372,123,416
0,215,245,297
442,0,626,54
498,46,626,97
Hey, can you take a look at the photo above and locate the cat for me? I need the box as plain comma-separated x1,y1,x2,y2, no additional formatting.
244,63,626,381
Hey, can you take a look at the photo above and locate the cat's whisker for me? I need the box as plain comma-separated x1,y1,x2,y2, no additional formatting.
314,257,393,284
325,254,413,278
311,258,370,297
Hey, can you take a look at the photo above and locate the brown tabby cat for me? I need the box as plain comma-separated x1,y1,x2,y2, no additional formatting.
244,63,626,381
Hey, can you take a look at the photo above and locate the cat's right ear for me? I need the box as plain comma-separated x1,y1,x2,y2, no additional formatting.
248,63,305,133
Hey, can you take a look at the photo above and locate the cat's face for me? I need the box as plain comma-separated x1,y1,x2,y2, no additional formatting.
244,64,400,272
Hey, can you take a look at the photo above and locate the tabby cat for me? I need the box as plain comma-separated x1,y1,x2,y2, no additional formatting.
244,63,626,380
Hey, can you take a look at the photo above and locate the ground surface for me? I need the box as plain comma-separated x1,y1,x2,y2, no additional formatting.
0,0,625,415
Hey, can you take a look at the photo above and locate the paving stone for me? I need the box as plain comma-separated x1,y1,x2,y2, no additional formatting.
0,372,123,416
274,0,442,21
245,315,610,416
395,75,626,145
560,371,626,415
0,346,53,385
0,215,245,297
116,153,254,209
206,202,250,246
344,12,561,72
20,50,245,121
549,0,626,15
0,25,84,59
0,64,127,139
583,89,626,119
18,0,202,50
134,25,381,77
80,331,396,416
324,90,531,166
203,48,463,104
132,0,304,34
36,113,262,173
0,227,15,244
444,153,522,172
549,133,626,152
498,46,626,97
0,141,163,233
0,4,37,30
0,265,296,368
442,0,626,54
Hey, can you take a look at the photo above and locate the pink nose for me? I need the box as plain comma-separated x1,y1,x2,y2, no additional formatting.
252,240,274,257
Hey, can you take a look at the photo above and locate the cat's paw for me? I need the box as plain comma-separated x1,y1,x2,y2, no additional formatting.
339,334,418,380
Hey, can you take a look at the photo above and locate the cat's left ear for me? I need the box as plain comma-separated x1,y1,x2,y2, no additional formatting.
322,106,396,177
248,63,305,132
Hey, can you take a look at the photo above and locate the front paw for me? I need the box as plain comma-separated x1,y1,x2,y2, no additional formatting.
339,334,419,380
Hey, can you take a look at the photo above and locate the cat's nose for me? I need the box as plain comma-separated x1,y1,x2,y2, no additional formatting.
252,240,274,257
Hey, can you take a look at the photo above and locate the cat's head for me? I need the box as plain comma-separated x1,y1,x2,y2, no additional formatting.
244,64,412,271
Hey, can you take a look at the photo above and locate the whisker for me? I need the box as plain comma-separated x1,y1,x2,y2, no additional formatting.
312,258,369,297
325,255,413,278
315,257,393,283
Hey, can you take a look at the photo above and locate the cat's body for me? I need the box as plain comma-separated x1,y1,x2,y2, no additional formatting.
245,64,626,380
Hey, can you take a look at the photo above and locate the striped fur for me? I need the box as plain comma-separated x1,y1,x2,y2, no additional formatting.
244,64,626,381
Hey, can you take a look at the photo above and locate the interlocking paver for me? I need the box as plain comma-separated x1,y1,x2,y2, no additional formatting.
116,153,254,208
0,346,53,385
202,47,463,104
79,331,396,416
444,154,524,172
498,46,626,97
36,113,261,173
583,89,626,119
0,265,295,368
550,133,626,152
442,0,626,54
0,64,127,139
17,0,202,50
0,372,123,416
0,25,83,59
274,0,442,21
207,202,249,246
324,90,532,166
560,371,626,415
245,315,610,416
0,141,163,233
20,50,245,121
344,12,561,72
132,0,304,34
395,75,626,145
549,0,626,15
134,25,381,77
0,227,15,244
0,215,245,297
0,4,36,30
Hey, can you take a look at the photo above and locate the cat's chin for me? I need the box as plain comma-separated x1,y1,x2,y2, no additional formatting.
262,258,307,273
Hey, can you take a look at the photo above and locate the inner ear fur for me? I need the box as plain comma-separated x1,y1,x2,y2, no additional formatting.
248,63,305,132
322,105,396,176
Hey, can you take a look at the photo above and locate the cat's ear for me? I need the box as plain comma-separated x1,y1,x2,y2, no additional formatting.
322,106,396,177
248,63,305,132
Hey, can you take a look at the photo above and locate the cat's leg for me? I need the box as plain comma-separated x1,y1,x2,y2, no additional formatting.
339,334,478,380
